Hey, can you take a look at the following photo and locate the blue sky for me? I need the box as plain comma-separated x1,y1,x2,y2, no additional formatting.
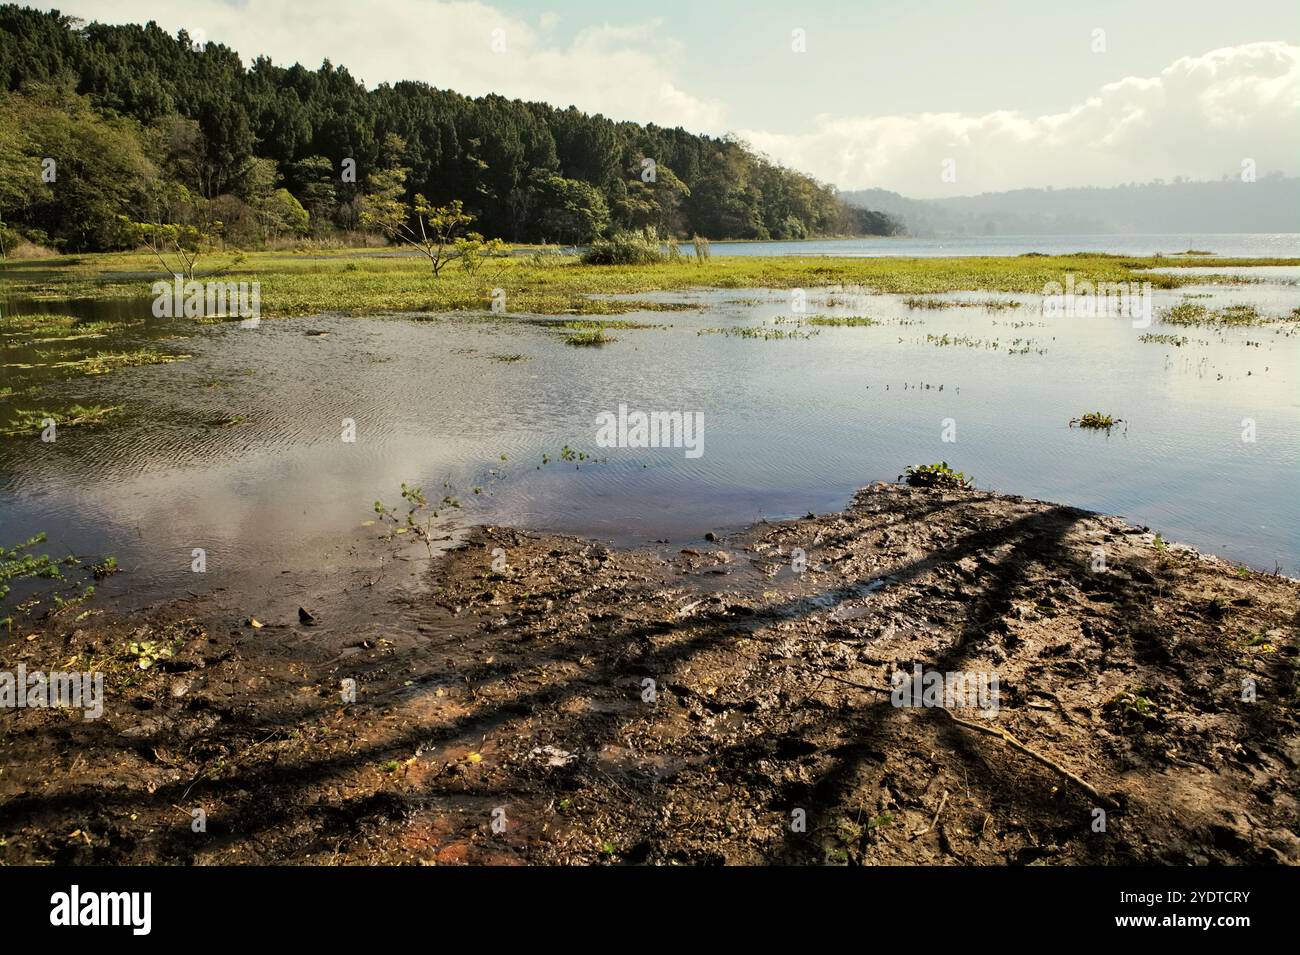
56,0,1300,195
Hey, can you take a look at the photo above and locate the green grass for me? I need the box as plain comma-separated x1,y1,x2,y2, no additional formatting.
7,249,1296,320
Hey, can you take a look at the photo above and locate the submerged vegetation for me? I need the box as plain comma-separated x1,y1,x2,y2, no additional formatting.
0,531,113,626
0,309,190,437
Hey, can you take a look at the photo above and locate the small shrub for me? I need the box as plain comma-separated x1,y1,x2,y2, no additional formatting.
566,329,616,346
900,462,973,490
581,227,669,265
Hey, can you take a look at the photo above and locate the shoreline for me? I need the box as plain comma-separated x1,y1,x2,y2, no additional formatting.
2,481,1296,865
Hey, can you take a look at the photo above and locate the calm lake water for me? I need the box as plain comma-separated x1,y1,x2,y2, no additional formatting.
2,257,1298,608
710,233,1300,258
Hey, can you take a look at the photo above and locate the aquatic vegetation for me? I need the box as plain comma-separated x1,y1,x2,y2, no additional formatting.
1005,339,1048,355
1,532,61,605
1160,302,1276,327
566,329,617,346
489,353,531,363
805,315,878,327
903,296,1021,310
555,319,665,330
1139,333,1189,346
924,333,999,350
373,482,459,558
91,556,119,579
901,462,973,490
697,325,820,340
55,348,191,375
1,404,120,437
1070,412,1121,430
1,531,115,622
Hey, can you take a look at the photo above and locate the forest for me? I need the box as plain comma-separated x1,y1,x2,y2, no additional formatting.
0,4,901,253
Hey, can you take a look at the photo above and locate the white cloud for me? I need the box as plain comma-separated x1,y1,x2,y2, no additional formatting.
48,5,1300,194
737,43,1300,196
58,0,726,129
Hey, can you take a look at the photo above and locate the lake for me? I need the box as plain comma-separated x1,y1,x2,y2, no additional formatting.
708,233,1300,258
2,257,1297,609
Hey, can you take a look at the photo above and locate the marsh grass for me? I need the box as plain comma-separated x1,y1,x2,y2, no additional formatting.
7,250,1292,320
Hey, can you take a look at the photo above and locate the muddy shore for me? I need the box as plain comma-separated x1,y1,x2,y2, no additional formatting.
2,482,1297,865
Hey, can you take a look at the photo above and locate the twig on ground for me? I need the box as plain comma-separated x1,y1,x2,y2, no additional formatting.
913,789,949,838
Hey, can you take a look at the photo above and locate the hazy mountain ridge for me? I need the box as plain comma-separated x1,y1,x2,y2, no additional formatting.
843,177,1300,236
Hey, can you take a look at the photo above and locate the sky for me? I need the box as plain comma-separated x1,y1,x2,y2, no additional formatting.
51,0,1300,197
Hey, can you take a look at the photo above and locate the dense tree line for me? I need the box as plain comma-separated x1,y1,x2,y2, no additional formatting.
0,5,900,253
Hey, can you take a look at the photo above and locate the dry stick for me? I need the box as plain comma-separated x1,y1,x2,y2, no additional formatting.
913,788,949,839
936,707,1118,810
814,670,1117,810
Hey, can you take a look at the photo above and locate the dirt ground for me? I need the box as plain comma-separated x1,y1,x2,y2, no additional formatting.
2,482,1297,865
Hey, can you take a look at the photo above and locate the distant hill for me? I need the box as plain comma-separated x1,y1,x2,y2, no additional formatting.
842,177,1300,236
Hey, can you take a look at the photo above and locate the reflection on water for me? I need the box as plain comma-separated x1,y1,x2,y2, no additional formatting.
2,272,1298,607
